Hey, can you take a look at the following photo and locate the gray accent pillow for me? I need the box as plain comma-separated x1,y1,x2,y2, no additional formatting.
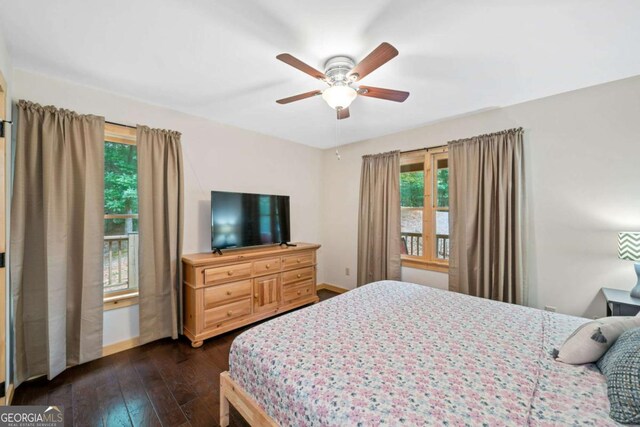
554,316,640,365
597,327,640,424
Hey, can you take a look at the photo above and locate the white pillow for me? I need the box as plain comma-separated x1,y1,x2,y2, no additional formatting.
554,316,640,365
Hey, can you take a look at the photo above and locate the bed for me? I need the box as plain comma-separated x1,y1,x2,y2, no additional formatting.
220,280,616,426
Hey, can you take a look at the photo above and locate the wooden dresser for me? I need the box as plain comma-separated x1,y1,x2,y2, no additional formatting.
182,243,320,347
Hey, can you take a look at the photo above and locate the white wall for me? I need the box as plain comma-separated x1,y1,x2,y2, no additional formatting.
12,67,640,336
322,75,640,319
103,305,139,347
13,69,325,346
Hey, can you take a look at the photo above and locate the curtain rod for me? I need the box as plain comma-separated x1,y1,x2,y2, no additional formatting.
401,144,448,154
0,119,137,128
106,120,136,130
2,120,136,129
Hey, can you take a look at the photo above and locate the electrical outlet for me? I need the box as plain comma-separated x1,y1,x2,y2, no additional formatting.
345,267,350,276
544,305,557,312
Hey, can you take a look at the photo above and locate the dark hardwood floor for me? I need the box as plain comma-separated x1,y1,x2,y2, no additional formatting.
13,289,339,427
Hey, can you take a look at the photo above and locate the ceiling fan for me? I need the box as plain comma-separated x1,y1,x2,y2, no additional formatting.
275,42,410,120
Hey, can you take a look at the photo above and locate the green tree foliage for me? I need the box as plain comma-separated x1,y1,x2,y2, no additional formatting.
401,168,449,208
436,168,449,207
105,142,138,234
400,171,424,207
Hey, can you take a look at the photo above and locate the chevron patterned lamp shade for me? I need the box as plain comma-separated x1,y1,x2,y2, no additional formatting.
618,232,640,298
618,232,640,261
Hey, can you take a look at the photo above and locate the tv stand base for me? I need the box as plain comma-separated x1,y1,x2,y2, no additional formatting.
280,242,297,247
212,248,223,255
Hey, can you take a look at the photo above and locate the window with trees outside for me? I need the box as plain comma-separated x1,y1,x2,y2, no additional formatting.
400,146,449,271
103,124,139,307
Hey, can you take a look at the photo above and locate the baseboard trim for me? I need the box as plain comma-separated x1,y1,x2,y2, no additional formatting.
103,337,140,357
6,383,13,405
316,283,349,294
1,383,13,406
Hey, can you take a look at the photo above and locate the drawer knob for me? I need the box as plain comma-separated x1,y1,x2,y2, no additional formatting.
226,291,232,296
297,290,301,295
254,293,259,299
227,311,233,317
297,258,301,263
297,273,301,278
266,264,270,269
227,270,233,276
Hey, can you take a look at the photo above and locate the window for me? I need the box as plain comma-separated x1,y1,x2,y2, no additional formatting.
103,124,139,306
400,146,449,271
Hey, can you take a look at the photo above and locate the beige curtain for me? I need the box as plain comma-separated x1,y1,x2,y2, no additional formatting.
357,150,401,286
137,125,183,344
448,128,525,304
11,100,104,382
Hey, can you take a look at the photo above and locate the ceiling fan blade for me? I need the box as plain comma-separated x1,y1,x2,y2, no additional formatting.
358,86,409,102
276,54,327,81
276,90,322,105
337,107,350,120
348,42,399,81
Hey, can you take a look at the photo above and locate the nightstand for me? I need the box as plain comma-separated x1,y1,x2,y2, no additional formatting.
602,287,640,317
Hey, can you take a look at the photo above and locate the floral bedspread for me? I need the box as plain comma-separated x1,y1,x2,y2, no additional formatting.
229,281,615,426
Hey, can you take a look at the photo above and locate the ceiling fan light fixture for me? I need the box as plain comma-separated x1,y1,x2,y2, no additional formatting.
322,85,357,110
275,43,408,119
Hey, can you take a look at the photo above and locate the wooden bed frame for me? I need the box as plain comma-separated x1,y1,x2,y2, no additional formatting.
220,371,278,427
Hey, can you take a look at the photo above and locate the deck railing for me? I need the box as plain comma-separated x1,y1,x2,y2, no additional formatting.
435,234,450,260
103,233,139,293
401,231,450,259
402,231,423,256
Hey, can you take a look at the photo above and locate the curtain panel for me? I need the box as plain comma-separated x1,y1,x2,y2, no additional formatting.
11,100,104,382
137,125,184,344
357,150,401,286
448,128,526,305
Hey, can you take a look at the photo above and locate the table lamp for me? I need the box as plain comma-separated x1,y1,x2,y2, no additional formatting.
618,232,640,298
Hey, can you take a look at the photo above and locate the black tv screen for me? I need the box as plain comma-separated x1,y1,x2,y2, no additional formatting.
211,191,290,250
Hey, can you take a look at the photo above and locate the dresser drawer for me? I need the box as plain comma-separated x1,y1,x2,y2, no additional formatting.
282,252,314,269
253,257,281,276
204,262,252,285
204,298,251,328
203,279,252,309
282,281,315,304
282,266,314,286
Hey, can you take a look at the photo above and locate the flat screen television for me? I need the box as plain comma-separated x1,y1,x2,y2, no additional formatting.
211,191,291,251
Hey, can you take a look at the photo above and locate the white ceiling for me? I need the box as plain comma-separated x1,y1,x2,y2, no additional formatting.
1,0,640,148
